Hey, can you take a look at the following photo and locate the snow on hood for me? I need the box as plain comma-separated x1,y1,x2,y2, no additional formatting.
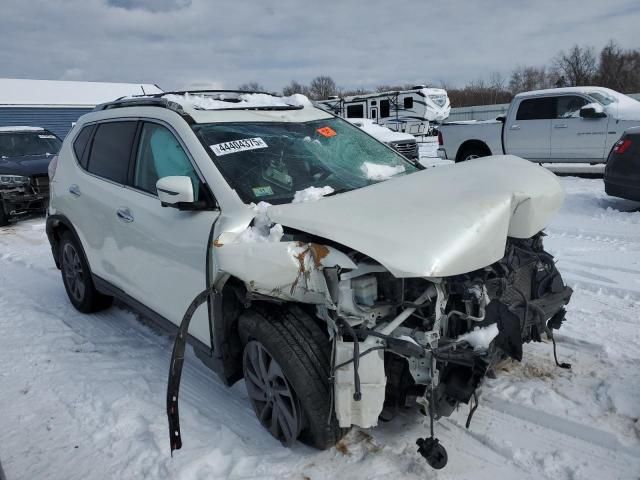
0,126,45,132
292,186,334,203
348,119,415,143
608,94,640,121
267,155,564,278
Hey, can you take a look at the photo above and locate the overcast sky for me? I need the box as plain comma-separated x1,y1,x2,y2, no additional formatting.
1,0,639,91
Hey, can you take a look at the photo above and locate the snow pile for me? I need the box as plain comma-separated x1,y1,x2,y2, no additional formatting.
456,324,499,351
361,162,406,180
236,202,283,243
292,186,334,203
164,93,311,111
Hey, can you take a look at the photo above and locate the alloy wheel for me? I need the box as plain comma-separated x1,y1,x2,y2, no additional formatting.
243,340,303,445
62,243,85,302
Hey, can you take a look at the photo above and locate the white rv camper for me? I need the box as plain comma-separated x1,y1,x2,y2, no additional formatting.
317,86,451,137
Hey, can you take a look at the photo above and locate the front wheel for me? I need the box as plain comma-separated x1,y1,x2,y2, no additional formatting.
239,306,346,449
59,232,112,313
0,203,9,227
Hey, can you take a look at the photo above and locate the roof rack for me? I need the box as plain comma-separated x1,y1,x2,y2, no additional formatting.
142,89,277,99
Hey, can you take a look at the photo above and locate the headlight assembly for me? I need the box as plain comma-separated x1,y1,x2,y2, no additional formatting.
0,174,29,186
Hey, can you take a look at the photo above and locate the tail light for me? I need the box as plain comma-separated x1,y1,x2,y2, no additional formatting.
613,138,632,155
437,130,443,146
48,155,58,180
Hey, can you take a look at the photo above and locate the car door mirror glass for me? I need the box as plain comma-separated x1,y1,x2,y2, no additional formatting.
579,103,606,119
157,176,195,208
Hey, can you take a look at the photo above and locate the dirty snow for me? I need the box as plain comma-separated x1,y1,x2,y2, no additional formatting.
361,162,406,180
1,152,640,478
164,92,311,111
236,201,283,243
456,324,499,350
292,185,334,203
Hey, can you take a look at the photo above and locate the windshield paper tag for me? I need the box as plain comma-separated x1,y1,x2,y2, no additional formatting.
252,186,274,197
316,127,337,138
210,137,267,156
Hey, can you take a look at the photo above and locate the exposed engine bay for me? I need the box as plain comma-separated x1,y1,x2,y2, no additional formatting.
311,232,571,465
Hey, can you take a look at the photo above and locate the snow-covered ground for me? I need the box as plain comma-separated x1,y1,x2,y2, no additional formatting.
1,150,639,479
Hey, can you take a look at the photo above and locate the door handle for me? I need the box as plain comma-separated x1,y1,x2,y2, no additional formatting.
116,207,134,223
554,124,568,129
69,184,81,197
510,124,521,130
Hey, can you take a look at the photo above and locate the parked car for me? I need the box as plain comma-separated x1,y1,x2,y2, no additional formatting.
46,91,572,469
0,126,60,226
438,87,640,164
348,118,419,160
604,126,640,201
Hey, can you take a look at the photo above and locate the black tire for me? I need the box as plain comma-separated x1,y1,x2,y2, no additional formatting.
59,231,113,313
238,305,346,449
0,203,9,227
457,145,489,163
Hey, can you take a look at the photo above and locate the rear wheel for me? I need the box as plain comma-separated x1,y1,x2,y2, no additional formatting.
239,306,346,449
59,232,112,313
457,144,490,162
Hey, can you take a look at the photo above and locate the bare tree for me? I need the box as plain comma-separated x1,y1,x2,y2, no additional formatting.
282,80,308,96
308,76,337,100
509,66,550,94
237,81,266,92
553,45,597,86
596,40,640,92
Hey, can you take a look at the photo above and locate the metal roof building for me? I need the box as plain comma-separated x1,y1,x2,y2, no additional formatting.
0,79,163,138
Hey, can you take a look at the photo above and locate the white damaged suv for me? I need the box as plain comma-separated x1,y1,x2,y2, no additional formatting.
46,90,572,469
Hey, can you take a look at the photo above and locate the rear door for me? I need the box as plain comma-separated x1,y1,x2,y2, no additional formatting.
550,95,609,162
113,120,218,346
504,97,554,161
71,120,138,285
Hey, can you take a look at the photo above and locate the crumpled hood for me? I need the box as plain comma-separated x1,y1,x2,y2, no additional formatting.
0,154,52,176
267,155,564,278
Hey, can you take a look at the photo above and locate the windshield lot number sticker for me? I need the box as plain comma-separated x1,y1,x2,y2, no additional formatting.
38,134,56,139
316,127,337,138
210,137,268,156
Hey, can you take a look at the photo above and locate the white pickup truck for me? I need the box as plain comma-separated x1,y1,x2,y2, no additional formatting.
438,87,640,163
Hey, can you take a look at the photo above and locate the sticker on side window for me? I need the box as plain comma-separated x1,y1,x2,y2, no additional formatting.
252,186,274,197
38,135,56,139
210,137,267,156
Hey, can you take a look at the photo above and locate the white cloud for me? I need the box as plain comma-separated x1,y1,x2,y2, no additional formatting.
0,0,638,92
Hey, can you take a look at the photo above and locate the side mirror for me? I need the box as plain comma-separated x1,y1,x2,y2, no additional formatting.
579,103,606,119
496,115,506,123
156,176,195,209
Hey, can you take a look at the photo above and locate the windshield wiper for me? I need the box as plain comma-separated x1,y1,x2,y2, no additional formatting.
323,187,354,197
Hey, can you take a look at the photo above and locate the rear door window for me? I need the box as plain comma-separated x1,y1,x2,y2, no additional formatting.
86,121,137,183
516,97,556,120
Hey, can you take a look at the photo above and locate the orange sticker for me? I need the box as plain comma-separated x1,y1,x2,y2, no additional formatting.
316,126,337,138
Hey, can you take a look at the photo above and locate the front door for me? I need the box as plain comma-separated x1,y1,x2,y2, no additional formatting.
550,95,609,161
113,121,219,346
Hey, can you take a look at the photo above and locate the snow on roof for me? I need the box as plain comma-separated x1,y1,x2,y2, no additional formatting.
0,126,45,132
0,78,163,107
163,92,311,111
515,86,631,99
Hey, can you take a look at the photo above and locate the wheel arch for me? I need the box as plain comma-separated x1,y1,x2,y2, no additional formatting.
46,214,89,271
455,139,492,162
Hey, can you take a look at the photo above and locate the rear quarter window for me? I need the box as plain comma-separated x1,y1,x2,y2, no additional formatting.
86,121,137,184
73,125,95,168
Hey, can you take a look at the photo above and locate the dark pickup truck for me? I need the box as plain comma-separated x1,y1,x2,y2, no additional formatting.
0,126,61,226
